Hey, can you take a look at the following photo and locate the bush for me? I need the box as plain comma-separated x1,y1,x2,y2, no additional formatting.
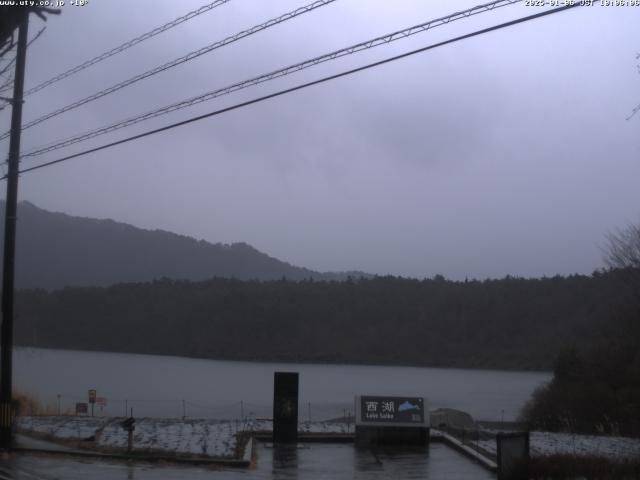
520,379,623,434
12,390,41,416
519,273,640,437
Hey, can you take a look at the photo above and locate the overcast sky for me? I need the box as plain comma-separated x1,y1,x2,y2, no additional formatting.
1,0,638,279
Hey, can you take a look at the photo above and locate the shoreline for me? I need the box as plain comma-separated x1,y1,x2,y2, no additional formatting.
13,345,553,374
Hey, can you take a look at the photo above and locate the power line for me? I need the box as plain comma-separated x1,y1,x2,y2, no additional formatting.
0,0,336,142
2,3,582,181
0,26,46,113
22,0,231,97
19,0,524,160
0,27,46,94
0,49,17,82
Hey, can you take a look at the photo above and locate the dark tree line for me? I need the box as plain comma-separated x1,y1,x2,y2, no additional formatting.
520,224,640,436
13,271,630,371
520,292,640,436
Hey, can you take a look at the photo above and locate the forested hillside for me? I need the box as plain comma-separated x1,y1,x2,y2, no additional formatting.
14,272,626,370
1,201,367,289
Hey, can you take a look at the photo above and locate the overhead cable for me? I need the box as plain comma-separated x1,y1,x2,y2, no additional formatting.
22,0,231,97
19,0,524,159
0,27,47,112
0,0,336,142
3,3,582,180
0,27,46,94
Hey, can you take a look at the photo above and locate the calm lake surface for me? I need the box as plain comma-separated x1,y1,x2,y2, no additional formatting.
14,347,549,421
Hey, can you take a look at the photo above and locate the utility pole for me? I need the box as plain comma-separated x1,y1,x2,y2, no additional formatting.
0,8,29,451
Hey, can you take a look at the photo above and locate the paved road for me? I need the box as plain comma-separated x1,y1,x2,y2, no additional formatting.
1,443,494,479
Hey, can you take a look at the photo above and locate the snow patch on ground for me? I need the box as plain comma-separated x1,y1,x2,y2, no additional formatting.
16,416,352,459
97,418,239,457
477,431,640,460
24,416,636,462
16,416,108,440
247,419,351,434
17,416,242,458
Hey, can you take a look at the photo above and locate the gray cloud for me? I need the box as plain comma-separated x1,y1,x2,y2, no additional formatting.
2,0,638,280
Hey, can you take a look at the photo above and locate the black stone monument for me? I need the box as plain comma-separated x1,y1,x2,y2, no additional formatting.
273,371,299,443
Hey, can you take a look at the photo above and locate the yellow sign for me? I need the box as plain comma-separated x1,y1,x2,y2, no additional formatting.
88,389,97,403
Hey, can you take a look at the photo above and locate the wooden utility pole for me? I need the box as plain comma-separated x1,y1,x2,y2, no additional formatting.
0,8,29,451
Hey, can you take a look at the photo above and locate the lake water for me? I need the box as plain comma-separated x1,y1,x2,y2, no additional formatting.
14,347,550,421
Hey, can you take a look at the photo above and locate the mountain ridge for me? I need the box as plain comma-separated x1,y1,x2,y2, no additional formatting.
0,201,370,289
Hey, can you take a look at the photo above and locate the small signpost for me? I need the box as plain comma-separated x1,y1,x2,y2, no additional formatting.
121,416,135,453
96,397,107,415
88,389,96,417
75,402,88,416
355,395,430,446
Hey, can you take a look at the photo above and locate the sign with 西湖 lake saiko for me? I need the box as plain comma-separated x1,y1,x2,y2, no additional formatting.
356,395,428,427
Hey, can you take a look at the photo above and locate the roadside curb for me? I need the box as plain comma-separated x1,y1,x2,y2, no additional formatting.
431,429,497,472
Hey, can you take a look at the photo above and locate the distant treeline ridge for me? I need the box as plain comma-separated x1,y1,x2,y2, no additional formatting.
14,271,630,370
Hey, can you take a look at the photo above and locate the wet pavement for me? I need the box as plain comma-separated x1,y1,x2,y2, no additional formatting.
0,443,495,479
